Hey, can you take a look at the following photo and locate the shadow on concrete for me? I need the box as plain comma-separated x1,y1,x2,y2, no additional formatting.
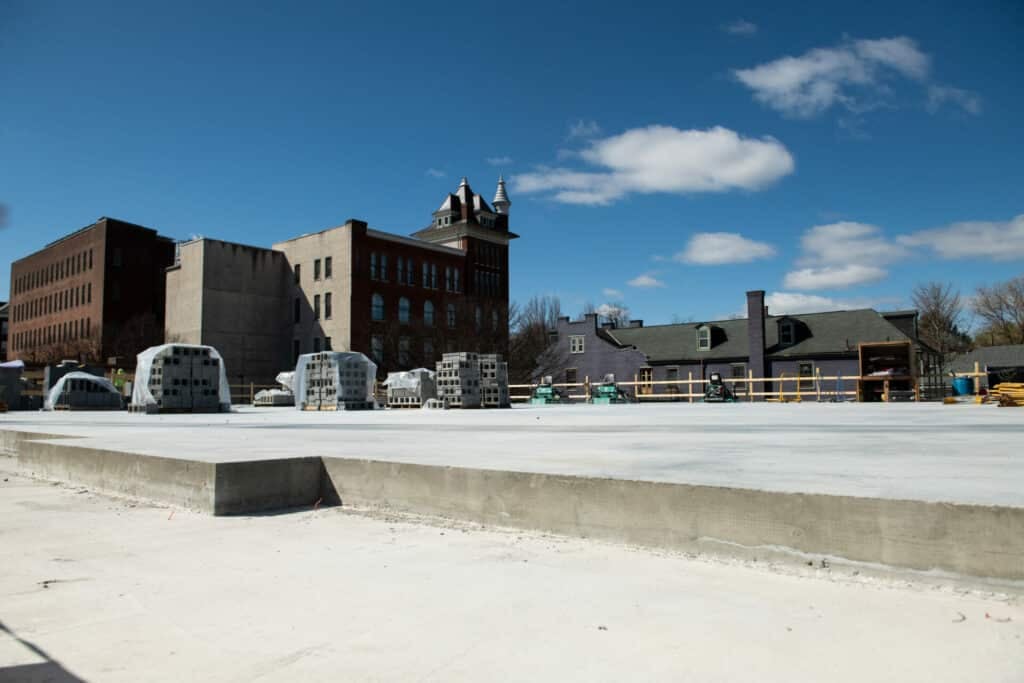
0,620,86,682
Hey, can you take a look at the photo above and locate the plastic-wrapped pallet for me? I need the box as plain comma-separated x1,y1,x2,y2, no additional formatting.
435,352,481,408
478,353,510,408
44,371,122,411
131,344,231,413
384,368,437,408
254,371,296,407
294,351,377,411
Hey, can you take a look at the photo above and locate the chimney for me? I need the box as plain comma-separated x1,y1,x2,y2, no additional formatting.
746,290,767,399
629,320,643,328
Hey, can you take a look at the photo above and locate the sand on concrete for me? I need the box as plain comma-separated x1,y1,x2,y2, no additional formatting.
1,474,1021,683
2,402,1023,506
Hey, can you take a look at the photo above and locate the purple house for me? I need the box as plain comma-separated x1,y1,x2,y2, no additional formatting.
544,291,939,398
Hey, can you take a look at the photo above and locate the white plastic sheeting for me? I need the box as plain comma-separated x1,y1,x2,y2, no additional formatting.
131,343,231,409
45,371,120,410
383,368,435,391
293,351,377,409
275,371,295,393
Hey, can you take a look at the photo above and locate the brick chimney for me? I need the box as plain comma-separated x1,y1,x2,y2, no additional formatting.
746,290,767,398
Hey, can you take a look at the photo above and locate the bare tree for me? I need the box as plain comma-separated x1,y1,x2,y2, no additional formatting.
595,302,630,328
508,295,566,383
973,276,1024,346
912,282,970,354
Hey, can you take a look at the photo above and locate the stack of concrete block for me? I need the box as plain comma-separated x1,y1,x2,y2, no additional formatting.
49,373,122,411
385,369,436,408
435,352,481,408
299,352,374,411
145,346,224,413
478,353,510,408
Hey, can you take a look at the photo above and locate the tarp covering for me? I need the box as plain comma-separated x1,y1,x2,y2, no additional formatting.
383,368,435,390
131,343,231,409
293,351,377,409
0,360,25,370
45,371,120,410
276,371,295,393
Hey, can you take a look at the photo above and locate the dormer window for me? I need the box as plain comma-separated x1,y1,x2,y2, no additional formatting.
697,325,711,351
780,321,795,346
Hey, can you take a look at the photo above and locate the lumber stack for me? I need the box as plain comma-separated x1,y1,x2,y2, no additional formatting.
987,382,1024,407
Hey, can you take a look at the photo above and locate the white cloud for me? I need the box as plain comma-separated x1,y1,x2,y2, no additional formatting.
723,19,758,36
602,288,624,299
733,36,931,118
486,156,513,166
899,214,1024,261
765,292,862,314
927,85,982,115
595,302,630,320
782,221,905,290
675,232,777,265
425,168,446,178
513,125,795,205
568,120,602,139
783,264,888,290
627,274,665,288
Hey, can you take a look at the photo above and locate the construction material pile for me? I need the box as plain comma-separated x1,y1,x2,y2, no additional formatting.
45,371,123,411
384,368,436,408
131,344,231,413
478,354,510,408
294,351,376,411
987,382,1024,407
254,371,296,407
436,352,481,408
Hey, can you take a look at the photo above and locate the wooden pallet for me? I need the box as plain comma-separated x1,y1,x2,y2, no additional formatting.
986,382,1024,407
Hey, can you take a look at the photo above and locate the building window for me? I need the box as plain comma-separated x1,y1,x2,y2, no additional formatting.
424,300,434,327
89,249,93,269
324,337,332,351
732,363,747,392
445,267,453,291
799,362,815,391
314,259,322,281
406,259,414,286
294,263,301,284
372,293,384,321
398,297,410,324
371,335,383,364
313,337,321,352
431,264,438,289
380,254,388,281
639,368,653,395
324,292,332,319
569,335,585,354
397,257,404,285
87,282,92,303
697,326,711,351
566,368,578,384
399,337,410,366
475,306,482,331
447,303,456,328
294,297,301,323
324,256,332,279
780,322,795,346
370,253,378,279
666,367,679,394
314,294,321,320
454,268,460,292
422,262,429,287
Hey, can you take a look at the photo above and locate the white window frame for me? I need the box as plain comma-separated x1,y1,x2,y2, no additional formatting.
569,335,585,354
697,327,711,351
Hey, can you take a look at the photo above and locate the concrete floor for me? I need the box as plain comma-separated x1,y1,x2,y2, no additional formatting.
1,474,1021,682
2,402,1022,506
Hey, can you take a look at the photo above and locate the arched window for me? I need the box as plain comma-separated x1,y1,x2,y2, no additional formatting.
447,303,457,328
697,325,711,351
398,297,410,324
424,300,434,327
371,293,384,321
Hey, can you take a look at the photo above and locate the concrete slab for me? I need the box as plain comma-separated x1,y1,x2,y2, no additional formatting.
2,474,1022,683
2,402,1022,506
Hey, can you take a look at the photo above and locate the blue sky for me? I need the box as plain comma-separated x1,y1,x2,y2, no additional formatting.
2,1,1022,325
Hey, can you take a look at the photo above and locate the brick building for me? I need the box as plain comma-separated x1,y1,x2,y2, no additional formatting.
6,217,176,365
0,301,8,359
165,177,516,384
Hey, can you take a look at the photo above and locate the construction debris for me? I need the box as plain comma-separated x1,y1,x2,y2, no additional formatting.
985,382,1024,407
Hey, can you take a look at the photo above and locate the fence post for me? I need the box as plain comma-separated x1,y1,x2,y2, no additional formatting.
688,372,693,403
250,382,254,404
815,368,822,402
748,369,754,401
973,361,980,395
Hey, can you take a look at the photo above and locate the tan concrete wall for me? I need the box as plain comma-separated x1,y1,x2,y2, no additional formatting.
319,457,1024,582
165,240,205,345
273,225,353,356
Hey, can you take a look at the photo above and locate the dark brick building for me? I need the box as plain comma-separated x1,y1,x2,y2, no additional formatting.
6,217,176,365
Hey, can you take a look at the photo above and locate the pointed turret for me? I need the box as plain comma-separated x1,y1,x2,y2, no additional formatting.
493,176,511,215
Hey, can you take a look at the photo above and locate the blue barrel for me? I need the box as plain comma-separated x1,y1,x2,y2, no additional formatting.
952,377,974,396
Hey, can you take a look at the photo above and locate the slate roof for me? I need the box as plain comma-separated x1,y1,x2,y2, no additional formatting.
604,309,916,363
947,345,1024,373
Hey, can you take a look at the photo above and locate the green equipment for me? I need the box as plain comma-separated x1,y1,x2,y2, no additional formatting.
530,376,569,405
590,374,629,404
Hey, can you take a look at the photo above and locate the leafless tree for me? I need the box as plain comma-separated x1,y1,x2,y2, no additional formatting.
973,276,1024,346
508,295,566,383
912,282,970,355
595,302,630,328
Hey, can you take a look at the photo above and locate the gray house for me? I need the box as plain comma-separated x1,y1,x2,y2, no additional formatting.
947,345,1024,389
545,290,939,398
